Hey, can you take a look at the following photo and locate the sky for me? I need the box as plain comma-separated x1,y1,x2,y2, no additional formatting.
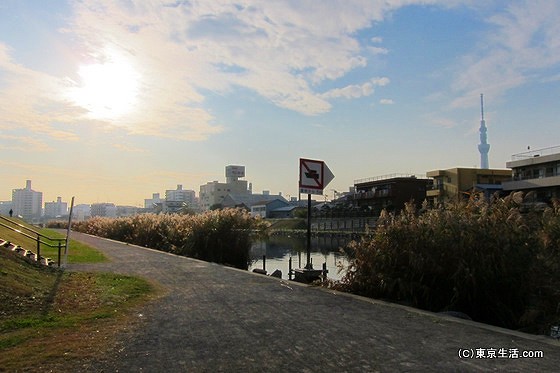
1,0,559,206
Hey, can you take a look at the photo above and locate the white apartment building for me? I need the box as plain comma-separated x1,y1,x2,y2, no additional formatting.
502,145,560,202
12,180,42,221
44,197,68,218
144,193,162,209
72,204,91,221
165,185,196,213
90,203,117,217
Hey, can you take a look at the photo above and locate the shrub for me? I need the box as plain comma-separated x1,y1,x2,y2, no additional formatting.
71,209,268,269
336,193,560,331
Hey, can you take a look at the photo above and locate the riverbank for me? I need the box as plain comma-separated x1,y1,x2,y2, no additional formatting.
65,232,560,372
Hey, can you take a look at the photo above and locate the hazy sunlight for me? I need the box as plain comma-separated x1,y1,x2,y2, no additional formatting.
70,49,140,120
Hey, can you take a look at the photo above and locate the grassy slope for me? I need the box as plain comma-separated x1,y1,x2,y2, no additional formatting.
0,220,158,371
0,218,106,264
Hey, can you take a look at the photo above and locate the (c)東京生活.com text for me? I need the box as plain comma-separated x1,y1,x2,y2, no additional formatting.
458,347,544,359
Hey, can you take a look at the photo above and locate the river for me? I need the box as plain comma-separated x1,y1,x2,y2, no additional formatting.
248,234,354,281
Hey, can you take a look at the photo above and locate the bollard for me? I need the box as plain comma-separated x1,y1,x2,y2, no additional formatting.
262,255,266,272
322,262,328,282
288,257,292,280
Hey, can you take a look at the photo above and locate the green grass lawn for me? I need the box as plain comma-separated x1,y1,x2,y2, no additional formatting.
0,249,158,371
0,218,159,371
0,218,106,264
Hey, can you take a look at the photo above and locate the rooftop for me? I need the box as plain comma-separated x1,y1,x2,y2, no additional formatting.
354,173,427,185
511,145,560,161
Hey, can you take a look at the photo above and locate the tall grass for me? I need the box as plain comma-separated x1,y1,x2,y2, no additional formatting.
336,192,560,332
71,209,269,269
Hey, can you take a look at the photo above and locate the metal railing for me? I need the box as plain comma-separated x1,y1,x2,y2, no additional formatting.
354,173,428,185
0,215,66,267
511,145,560,160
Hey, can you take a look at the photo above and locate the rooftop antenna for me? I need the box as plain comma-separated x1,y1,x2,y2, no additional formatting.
478,93,490,169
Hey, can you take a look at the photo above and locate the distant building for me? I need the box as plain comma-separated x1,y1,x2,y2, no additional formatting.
117,205,138,217
426,167,511,205
200,165,251,210
0,201,13,216
351,174,433,214
144,193,162,209
223,192,287,212
502,145,560,203
165,185,196,213
250,198,291,218
44,197,68,218
72,204,91,221
90,203,117,218
12,180,42,221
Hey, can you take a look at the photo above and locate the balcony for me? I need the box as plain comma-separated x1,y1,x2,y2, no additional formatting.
502,175,560,191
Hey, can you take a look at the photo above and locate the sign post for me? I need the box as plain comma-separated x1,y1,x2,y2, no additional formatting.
298,158,334,273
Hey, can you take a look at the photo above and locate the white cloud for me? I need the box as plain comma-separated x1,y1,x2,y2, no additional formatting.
0,43,82,141
1,0,466,143
450,0,560,108
0,134,52,152
379,99,394,105
322,77,390,100
367,46,389,55
62,0,421,117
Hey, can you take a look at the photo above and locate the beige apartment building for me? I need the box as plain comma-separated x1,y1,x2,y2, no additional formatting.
426,167,511,205
199,165,251,210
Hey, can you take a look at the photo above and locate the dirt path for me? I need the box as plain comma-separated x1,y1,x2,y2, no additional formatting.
66,232,560,372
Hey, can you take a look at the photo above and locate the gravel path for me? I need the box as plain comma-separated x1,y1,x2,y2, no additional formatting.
66,232,560,372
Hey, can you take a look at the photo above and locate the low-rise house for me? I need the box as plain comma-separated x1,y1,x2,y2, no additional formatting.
351,174,433,214
223,193,288,211
250,199,290,218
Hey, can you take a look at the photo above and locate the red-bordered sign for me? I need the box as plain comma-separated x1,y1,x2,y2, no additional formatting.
299,158,334,195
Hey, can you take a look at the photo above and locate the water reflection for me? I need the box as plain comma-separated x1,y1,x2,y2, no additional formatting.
248,234,351,281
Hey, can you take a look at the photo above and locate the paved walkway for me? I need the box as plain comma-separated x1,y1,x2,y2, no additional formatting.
66,232,559,372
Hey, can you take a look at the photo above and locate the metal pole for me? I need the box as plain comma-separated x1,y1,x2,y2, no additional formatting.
262,255,266,272
58,241,61,267
64,197,75,267
36,235,41,263
306,193,312,269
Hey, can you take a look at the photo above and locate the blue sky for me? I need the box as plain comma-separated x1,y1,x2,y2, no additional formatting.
1,0,559,206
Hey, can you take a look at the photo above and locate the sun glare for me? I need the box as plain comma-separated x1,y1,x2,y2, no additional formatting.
70,50,140,120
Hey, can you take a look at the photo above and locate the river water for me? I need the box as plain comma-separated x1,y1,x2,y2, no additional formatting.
248,234,353,281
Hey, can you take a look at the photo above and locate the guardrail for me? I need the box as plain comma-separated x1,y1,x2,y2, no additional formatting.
0,215,66,267
511,145,560,160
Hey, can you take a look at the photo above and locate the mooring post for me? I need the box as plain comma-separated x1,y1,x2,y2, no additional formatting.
288,257,292,280
262,255,266,272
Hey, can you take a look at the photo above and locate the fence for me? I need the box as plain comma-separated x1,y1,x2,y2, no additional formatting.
0,215,67,267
